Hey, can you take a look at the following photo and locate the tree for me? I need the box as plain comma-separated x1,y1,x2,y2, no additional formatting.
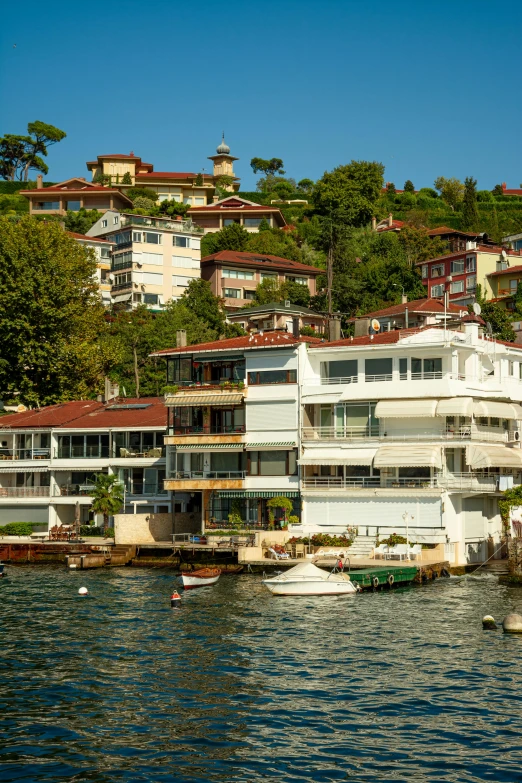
461,177,479,230
93,173,111,185
132,197,157,213
434,176,465,211
297,178,314,194
0,217,113,405
127,187,158,203
121,172,132,185
397,226,448,266
312,160,385,228
0,121,66,181
272,181,294,200
386,182,396,195
403,180,415,193
252,277,282,305
64,208,101,235
245,227,302,261
475,285,515,342
158,200,190,218
201,222,250,256
280,281,311,307
194,173,203,186
258,218,270,232
215,175,234,190
91,474,124,531
179,278,227,336
250,157,285,177
492,184,504,196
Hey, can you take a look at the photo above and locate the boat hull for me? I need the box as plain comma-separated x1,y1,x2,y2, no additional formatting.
263,578,357,596
181,568,221,589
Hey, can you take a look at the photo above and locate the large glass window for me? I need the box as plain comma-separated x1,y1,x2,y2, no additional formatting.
431,264,444,278
244,218,265,227
399,358,408,379
66,201,81,211
144,233,161,244
249,451,295,476
248,369,297,385
35,201,60,210
224,288,241,298
451,260,465,274
222,269,255,280
365,358,392,381
450,280,464,294
173,236,189,247
431,284,444,297
321,359,358,382
223,218,239,226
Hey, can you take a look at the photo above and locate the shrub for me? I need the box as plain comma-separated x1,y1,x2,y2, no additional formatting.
378,534,408,546
0,522,37,536
80,525,104,536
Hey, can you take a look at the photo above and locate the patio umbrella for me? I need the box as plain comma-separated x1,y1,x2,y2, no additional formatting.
74,501,80,540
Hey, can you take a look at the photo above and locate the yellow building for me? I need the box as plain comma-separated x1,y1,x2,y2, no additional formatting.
486,264,522,310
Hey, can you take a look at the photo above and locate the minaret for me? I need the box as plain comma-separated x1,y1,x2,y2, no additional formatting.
208,133,239,191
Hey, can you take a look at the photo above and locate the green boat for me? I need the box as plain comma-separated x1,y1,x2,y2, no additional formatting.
347,565,417,590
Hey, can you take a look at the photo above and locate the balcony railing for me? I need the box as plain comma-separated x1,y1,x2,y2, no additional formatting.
167,425,245,436
169,471,246,480
305,370,514,386
55,484,95,496
122,483,168,496
0,486,50,497
120,215,204,234
302,425,509,443
0,448,51,461
301,473,500,492
115,447,165,458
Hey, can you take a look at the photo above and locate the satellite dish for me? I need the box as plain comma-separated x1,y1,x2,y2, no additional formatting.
502,250,507,260
371,319,381,332
486,322,493,335
473,302,482,316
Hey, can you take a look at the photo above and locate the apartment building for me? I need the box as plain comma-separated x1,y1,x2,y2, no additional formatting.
417,243,522,306
485,265,522,311
200,250,321,311
156,318,522,564
87,211,202,310
68,232,113,307
351,297,465,334
188,196,286,234
226,301,327,334
21,176,133,216
85,136,240,202
373,215,493,252
0,398,171,530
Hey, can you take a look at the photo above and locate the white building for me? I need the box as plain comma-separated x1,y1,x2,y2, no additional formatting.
0,397,173,530
156,318,522,564
87,211,202,310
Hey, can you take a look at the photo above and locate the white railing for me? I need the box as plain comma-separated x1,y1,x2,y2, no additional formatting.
439,473,499,492
304,371,517,387
318,376,358,385
0,487,50,498
301,473,500,492
301,426,508,443
365,374,393,383
0,448,51,461
169,471,246,480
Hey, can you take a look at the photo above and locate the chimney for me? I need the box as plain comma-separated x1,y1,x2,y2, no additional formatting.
212,194,220,204
354,318,370,337
292,316,300,338
176,330,187,347
328,316,341,341
404,307,409,329
36,174,43,189
388,213,393,227
402,294,408,304
104,377,119,402
371,216,377,231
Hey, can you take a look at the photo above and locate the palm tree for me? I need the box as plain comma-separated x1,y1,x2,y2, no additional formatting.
91,474,124,531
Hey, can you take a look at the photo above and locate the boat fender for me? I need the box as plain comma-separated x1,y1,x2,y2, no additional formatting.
387,573,395,587
78,587,88,596
356,584,363,593
372,576,379,589
440,568,450,578
170,591,182,608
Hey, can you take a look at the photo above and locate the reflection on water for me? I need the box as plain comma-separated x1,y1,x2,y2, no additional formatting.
1,567,522,782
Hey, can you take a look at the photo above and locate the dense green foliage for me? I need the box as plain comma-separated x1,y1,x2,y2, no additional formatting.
64,208,101,234
0,522,39,535
0,121,66,181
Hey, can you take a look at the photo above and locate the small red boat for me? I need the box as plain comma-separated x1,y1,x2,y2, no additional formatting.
181,567,221,589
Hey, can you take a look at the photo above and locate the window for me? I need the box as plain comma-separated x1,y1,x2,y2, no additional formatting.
467,276,477,290
113,216,119,225
194,197,205,205
286,276,307,285
183,197,192,205
399,358,408,379
261,272,277,281
173,236,189,248
133,232,142,242
243,289,256,300
450,280,464,294
144,232,161,244
101,219,108,228
248,369,297,385
365,358,392,381
35,201,60,210
173,275,191,288
411,357,442,379
223,218,239,226
66,201,81,211
431,284,444,297
519,363,522,380
114,231,131,246
114,272,132,286
431,264,444,278
321,360,358,382
510,279,518,292
421,265,428,279
411,357,422,377
466,255,476,272
249,450,296,476
509,361,515,376
111,251,133,270
100,247,110,259
222,269,255,280
244,218,266,227
143,293,159,305
451,260,465,274
224,288,241,298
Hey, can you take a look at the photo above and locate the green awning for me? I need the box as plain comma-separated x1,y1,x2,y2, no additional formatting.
244,491,300,498
175,443,243,451
216,491,246,498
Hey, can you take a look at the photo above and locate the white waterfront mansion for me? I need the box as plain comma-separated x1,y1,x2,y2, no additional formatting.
158,316,522,564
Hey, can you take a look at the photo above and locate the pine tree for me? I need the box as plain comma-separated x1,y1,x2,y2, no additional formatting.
403,180,415,193
461,177,479,230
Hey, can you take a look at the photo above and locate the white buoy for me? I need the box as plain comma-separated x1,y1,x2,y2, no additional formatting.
502,613,522,634
482,615,497,630
78,586,88,595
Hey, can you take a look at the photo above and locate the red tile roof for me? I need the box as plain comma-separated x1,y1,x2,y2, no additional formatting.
376,219,405,232
426,226,478,238
152,333,323,357
67,232,112,243
351,297,464,320
201,251,322,275
487,264,522,278
0,398,166,430
21,185,131,195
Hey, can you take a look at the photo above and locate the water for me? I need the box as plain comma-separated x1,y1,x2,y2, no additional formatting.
1,567,522,783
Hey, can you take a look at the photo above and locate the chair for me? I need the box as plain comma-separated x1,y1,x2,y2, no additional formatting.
120,448,130,458
388,544,409,560
285,543,294,558
268,547,289,560
409,544,422,560
373,544,388,559
294,543,305,558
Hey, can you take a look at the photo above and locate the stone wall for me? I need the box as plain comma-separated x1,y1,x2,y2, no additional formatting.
508,538,522,577
115,511,201,545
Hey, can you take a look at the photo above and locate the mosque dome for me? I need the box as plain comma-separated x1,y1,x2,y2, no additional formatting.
216,133,230,155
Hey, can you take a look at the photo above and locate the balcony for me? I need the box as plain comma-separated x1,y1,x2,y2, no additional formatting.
164,470,245,491
302,425,510,443
120,215,204,234
301,473,499,493
0,487,50,498
0,448,51,462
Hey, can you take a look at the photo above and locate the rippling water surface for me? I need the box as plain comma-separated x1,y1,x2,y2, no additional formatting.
1,566,522,782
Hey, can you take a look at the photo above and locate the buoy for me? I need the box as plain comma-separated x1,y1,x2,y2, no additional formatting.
170,591,182,608
482,615,497,630
78,587,88,596
502,613,522,634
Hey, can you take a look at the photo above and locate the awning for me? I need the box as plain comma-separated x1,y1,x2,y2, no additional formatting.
374,445,442,469
473,401,519,420
216,491,246,498
167,393,243,407
113,293,132,303
245,491,299,498
436,397,474,417
245,442,296,450
302,394,343,404
465,445,522,469
0,466,49,473
175,443,243,451
510,403,522,419
299,448,377,466
375,400,438,418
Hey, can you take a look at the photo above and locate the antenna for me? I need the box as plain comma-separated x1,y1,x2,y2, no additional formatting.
473,302,482,316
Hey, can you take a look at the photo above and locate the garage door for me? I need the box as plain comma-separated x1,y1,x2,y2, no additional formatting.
0,506,48,524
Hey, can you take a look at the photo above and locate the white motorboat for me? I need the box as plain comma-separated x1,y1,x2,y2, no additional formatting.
262,561,358,596
181,567,221,589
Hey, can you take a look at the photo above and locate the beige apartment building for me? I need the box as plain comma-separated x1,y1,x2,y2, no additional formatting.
87,211,202,310
200,250,322,311
68,232,114,307
85,136,240,205
21,176,133,216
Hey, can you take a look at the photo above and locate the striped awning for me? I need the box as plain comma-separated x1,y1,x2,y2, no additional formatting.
216,491,246,498
0,466,49,473
167,393,243,407
374,445,442,469
245,442,296,450
465,445,522,469
175,443,243,451
375,399,438,418
299,447,377,466
244,491,299,498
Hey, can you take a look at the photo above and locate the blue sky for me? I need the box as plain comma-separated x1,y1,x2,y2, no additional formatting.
1,0,520,191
